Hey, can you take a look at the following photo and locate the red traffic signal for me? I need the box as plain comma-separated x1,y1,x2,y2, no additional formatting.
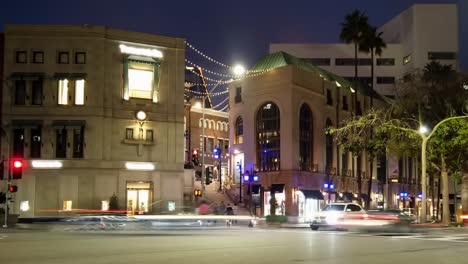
13,160,23,168
192,149,198,156
8,185,18,193
12,158,23,179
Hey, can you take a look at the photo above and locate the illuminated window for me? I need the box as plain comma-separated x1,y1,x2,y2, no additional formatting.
128,68,153,99
75,79,85,105
101,201,109,211
63,200,72,211
58,79,69,105
20,201,30,212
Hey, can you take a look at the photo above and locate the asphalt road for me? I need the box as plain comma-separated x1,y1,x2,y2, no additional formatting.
1,227,468,264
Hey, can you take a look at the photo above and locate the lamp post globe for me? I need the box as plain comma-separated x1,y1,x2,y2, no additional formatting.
136,110,147,121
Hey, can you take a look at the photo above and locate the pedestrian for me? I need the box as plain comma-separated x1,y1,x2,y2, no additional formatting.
198,200,209,215
226,204,234,215
218,201,226,215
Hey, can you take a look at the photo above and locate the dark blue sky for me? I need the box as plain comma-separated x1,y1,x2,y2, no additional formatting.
1,0,466,71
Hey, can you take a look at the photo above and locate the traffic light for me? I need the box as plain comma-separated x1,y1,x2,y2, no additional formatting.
12,158,23,179
194,189,202,197
8,185,18,193
205,167,213,185
191,149,199,166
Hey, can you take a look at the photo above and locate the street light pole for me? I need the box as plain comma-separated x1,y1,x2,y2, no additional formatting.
418,115,468,223
238,163,242,204
201,95,206,198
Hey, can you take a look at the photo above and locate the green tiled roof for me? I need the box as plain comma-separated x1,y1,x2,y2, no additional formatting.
250,51,381,98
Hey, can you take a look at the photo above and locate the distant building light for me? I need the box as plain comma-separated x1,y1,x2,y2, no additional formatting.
119,44,163,58
32,160,63,169
125,162,155,171
253,176,259,182
463,84,468,90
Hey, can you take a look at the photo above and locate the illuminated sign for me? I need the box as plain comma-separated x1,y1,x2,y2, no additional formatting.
125,162,155,171
31,160,63,169
119,44,163,58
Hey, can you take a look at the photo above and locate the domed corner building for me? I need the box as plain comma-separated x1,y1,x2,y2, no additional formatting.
228,51,388,223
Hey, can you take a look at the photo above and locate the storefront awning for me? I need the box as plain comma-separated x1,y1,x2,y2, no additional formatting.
11,120,43,128
270,184,284,193
51,120,86,129
9,72,45,80
361,193,372,201
250,184,260,194
300,189,324,200
53,73,87,80
342,192,354,201
126,55,160,65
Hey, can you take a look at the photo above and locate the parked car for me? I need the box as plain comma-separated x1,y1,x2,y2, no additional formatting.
310,203,366,230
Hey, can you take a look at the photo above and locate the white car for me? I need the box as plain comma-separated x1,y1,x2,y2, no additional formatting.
310,203,366,230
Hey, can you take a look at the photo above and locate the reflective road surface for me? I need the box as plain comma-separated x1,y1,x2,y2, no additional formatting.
1,227,468,264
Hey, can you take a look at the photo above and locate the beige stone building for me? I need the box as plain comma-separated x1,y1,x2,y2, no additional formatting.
1,24,186,217
228,51,415,222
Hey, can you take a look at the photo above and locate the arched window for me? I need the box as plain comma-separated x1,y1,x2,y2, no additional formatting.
256,102,280,171
235,116,243,144
299,104,313,171
325,118,334,174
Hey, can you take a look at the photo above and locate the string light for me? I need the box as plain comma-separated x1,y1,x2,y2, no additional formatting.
185,41,231,69
185,59,234,78
184,88,228,97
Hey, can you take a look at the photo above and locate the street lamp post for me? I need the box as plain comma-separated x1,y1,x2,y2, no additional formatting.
237,162,242,204
418,116,468,223
201,95,206,198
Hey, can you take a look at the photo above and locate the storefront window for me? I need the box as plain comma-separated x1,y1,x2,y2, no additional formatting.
123,59,160,103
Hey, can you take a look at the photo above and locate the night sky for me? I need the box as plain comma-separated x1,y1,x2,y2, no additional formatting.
1,0,466,101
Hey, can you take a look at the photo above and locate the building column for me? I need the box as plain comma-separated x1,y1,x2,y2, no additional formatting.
285,186,298,220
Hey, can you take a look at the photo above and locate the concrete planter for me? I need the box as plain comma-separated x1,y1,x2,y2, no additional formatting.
0,214,19,226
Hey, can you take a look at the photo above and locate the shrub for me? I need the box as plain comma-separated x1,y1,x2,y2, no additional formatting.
266,215,288,223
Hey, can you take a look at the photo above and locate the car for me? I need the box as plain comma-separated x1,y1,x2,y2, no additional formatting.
310,203,366,230
366,209,416,225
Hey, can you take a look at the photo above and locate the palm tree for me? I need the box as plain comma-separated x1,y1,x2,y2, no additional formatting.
340,10,369,206
340,9,369,106
359,26,386,209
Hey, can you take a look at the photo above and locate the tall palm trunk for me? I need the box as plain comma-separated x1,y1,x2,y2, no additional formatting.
366,48,375,209
354,41,362,205
441,156,450,225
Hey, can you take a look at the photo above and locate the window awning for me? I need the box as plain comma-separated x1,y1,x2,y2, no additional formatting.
9,72,45,80
11,120,43,128
300,189,324,200
270,184,284,193
53,73,87,80
51,120,86,129
126,55,160,65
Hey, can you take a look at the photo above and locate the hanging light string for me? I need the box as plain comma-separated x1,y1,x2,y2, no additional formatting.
211,96,229,109
184,88,228,97
185,41,231,69
185,59,234,78
188,68,235,83
217,103,229,112
185,81,231,87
